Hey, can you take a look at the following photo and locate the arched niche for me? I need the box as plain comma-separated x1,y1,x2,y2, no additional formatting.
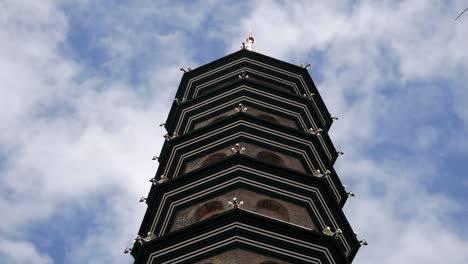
256,151,285,166
202,153,227,167
193,201,224,222
256,199,289,222
171,189,314,232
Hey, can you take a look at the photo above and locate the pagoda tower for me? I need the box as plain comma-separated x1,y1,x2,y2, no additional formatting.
126,34,366,263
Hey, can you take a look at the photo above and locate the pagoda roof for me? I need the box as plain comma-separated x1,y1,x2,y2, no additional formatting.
133,209,356,264
172,49,333,130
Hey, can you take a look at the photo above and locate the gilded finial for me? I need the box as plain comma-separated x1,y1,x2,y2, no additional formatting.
241,31,256,52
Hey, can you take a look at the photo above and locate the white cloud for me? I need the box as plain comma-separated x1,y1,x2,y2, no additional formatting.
1,0,468,263
0,239,52,264
0,0,188,263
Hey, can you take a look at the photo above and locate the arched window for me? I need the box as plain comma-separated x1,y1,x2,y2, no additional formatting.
257,114,280,125
202,153,227,167
193,201,224,222
256,199,289,222
256,151,284,166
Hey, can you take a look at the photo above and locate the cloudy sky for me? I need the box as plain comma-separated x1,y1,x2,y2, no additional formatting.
1,0,468,263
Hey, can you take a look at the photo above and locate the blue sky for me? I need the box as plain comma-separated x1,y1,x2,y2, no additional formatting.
1,0,468,263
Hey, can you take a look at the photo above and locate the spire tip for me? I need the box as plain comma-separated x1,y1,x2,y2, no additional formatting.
241,31,256,52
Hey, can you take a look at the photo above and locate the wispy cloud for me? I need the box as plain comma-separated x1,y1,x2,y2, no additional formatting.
1,0,467,263
0,239,52,264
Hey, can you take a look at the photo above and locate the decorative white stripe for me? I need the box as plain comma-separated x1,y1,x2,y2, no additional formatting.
183,96,307,133
182,57,326,124
147,222,337,264
184,59,301,96
194,67,300,95
160,177,325,233
172,132,313,177
176,85,333,160
176,85,317,134
158,237,321,264
163,120,341,201
160,177,351,255
149,165,351,254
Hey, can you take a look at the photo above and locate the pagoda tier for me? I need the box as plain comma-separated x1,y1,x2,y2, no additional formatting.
133,209,352,264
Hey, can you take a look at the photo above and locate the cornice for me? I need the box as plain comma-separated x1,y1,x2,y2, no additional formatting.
133,209,354,264
171,49,333,130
